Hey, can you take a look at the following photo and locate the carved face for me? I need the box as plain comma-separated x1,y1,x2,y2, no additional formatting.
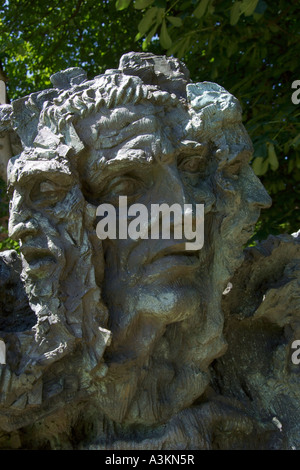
6,69,272,429
8,160,89,348
76,102,209,352
72,98,271,425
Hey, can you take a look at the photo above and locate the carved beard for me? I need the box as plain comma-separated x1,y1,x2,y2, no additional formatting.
90,212,228,427
19,217,75,365
16,190,110,388
89,179,256,430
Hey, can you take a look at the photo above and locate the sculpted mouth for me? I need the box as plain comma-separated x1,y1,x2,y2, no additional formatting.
241,224,256,236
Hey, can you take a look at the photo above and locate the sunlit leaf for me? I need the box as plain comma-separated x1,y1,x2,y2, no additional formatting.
267,142,279,171
116,0,132,11
138,7,158,34
252,156,264,175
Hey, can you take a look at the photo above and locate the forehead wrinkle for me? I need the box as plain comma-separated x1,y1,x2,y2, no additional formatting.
96,105,157,130
78,103,161,142
93,116,160,150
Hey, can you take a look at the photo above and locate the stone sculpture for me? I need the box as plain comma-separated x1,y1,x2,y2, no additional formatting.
0,52,299,450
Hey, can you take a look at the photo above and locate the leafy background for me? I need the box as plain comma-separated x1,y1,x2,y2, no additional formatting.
0,0,299,251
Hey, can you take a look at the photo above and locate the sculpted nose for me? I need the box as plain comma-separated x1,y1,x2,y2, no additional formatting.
160,165,189,205
245,171,272,209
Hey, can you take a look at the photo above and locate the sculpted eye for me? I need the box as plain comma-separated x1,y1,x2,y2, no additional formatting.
104,175,143,201
178,156,206,174
39,181,57,193
30,180,68,206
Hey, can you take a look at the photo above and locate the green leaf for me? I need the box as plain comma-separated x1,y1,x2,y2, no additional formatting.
252,156,269,175
142,22,159,49
135,31,144,41
167,16,183,27
267,142,279,171
142,38,150,50
226,42,238,57
252,156,263,175
291,133,300,149
133,0,154,9
241,0,259,16
138,7,158,34
156,7,164,23
177,37,190,58
193,0,210,19
230,2,242,26
116,0,132,11
160,18,172,49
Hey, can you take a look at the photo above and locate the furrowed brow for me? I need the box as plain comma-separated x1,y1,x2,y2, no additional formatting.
85,154,153,189
176,140,211,158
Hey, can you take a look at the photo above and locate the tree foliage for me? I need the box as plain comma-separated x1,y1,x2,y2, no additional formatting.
0,0,299,246
0,0,143,98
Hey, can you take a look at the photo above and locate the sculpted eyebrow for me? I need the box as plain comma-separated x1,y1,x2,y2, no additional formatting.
17,170,73,188
104,158,151,176
176,142,210,160
86,158,152,190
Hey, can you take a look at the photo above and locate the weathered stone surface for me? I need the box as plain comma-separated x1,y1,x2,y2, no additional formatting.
0,52,299,449
0,250,35,332
214,231,300,450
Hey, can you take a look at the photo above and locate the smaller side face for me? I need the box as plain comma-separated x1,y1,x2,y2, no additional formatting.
7,157,96,347
8,162,75,290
